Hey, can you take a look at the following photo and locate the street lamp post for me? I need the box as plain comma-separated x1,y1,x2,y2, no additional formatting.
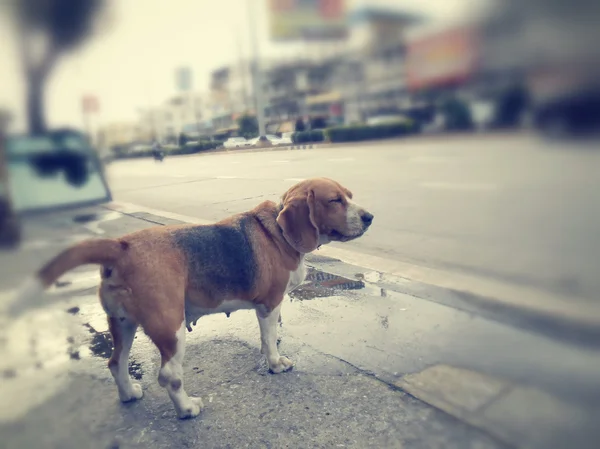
248,0,267,138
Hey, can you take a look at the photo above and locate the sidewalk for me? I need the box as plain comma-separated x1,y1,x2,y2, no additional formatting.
0,207,598,449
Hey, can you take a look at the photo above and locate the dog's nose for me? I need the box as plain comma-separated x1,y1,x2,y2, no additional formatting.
361,212,374,226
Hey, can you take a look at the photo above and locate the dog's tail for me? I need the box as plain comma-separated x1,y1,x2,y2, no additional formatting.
11,238,128,312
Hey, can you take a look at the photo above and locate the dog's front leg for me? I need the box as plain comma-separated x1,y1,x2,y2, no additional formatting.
256,302,294,373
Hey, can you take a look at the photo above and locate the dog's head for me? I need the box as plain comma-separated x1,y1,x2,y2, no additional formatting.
276,178,374,253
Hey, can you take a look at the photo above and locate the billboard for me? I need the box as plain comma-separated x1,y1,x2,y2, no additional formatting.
406,26,479,91
268,0,347,41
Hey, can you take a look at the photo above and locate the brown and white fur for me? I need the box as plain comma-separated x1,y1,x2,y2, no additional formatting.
12,178,374,419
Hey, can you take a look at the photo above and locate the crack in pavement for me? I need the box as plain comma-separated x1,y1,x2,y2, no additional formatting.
316,351,515,448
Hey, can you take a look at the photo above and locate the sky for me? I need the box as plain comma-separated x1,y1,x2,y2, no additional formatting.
0,0,485,132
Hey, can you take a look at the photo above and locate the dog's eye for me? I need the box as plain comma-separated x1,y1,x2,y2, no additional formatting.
329,197,342,204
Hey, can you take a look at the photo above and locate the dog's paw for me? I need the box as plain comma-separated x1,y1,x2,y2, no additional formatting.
119,382,144,402
269,356,294,374
177,397,204,420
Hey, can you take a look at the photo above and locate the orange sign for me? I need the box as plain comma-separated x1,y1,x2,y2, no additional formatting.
81,95,100,114
406,26,479,91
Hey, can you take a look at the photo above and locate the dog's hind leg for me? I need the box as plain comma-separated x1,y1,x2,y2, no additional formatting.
107,316,143,402
149,320,204,419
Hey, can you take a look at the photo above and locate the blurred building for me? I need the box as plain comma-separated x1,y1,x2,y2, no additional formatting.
479,0,600,133
134,92,212,144
263,58,342,132
326,7,423,125
96,121,143,151
402,0,600,133
208,62,254,135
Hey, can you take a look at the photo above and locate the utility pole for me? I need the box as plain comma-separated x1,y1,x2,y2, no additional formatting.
236,29,250,113
248,0,266,138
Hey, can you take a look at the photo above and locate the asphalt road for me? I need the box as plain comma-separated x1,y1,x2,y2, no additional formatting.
107,134,600,307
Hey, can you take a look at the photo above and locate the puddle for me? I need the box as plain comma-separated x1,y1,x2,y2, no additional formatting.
72,321,144,380
290,267,366,300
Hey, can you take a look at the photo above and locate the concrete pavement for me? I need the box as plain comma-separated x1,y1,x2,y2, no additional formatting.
1,203,599,448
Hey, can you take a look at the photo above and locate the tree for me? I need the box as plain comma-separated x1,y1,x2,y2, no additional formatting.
295,117,306,132
13,0,105,134
237,114,258,139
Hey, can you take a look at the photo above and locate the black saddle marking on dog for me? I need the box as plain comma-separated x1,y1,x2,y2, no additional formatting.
172,216,257,296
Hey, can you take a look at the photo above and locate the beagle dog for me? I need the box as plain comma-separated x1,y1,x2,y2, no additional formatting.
14,178,373,419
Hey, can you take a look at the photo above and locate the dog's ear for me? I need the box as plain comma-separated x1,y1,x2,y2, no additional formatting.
277,189,319,253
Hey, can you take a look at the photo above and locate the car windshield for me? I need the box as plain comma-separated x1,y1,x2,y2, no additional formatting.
229,137,246,142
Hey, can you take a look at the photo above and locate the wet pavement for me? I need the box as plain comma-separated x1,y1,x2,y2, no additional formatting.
0,207,599,448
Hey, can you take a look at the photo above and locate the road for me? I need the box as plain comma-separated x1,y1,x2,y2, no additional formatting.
107,134,600,310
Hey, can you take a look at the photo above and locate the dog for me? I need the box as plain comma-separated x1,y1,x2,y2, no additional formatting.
13,177,374,419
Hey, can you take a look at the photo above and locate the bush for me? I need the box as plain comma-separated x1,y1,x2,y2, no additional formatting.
237,114,258,139
292,130,325,143
440,98,473,131
113,140,224,159
170,140,224,154
324,121,415,143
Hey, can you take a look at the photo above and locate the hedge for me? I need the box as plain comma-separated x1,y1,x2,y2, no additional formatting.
292,130,325,143
325,121,415,143
113,140,224,160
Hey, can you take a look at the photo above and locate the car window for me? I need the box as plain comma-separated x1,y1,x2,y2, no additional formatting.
6,132,112,214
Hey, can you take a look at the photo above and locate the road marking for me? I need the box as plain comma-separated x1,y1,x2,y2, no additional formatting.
270,160,290,164
327,157,355,162
216,176,237,179
409,156,448,163
421,182,498,191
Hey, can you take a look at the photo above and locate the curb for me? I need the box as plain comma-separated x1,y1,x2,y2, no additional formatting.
103,201,600,348
394,364,599,449
304,247,600,349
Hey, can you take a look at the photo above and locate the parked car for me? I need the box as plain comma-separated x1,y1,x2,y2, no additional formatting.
278,132,294,145
366,114,412,126
248,135,282,146
223,137,251,149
